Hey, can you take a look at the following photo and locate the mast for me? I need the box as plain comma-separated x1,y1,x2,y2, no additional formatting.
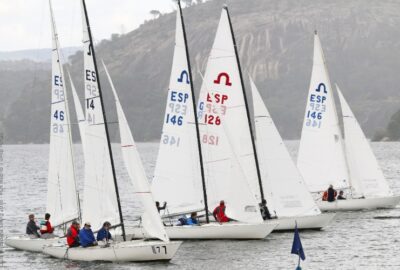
224,6,265,202
49,0,81,225
81,0,126,241
177,0,210,223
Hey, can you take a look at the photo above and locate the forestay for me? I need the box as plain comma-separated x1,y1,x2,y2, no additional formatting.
151,7,204,215
103,62,169,242
297,32,350,193
80,1,120,230
197,8,262,223
337,85,392,198
250,78,320,217
46,2,79,227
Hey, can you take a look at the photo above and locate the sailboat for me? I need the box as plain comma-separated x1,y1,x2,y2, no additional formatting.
5,0,80,252
297,31,400,211
42,0,181,261
250,77,335,230
128,2,277,239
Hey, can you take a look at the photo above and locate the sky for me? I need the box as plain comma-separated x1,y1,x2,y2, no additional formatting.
0,0,177,51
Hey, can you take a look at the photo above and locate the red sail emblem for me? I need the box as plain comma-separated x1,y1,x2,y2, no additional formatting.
214,72,232,86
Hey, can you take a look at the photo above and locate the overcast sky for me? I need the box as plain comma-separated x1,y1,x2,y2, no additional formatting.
0,0,177,51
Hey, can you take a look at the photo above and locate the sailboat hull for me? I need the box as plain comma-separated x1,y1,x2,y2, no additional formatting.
42,240,182,262
272,213,335,231
127,222,277,240
5,235,62,252
317,195,400,211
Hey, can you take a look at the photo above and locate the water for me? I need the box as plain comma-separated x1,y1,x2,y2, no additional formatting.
1,142,400,269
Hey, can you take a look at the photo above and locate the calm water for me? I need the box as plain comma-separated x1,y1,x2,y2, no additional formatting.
1,142,400,270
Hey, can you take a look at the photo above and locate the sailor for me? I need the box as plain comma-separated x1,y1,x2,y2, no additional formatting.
337,190,346,200
259,199,272,220
186,212,199,225
155,201,167,213
67,220,80,248
79,222,98,248
213,200,230,223
97,221,112,243
26,214,41,238
40,213,55,239
327,185,337,202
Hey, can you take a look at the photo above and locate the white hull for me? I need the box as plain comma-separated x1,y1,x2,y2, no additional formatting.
273,213,336,231
43,240,182,262
317,196,400,211
5,235,62,252
127,222,278,240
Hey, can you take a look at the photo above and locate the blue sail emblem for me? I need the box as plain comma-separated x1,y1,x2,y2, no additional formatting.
315,83,327,94
177,70,190,84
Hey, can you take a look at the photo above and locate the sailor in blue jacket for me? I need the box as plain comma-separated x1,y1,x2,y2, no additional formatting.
97,221,112,242
79,222,98,247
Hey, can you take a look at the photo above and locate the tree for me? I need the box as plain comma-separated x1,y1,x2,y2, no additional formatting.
149,10,161,19
182,0,194,7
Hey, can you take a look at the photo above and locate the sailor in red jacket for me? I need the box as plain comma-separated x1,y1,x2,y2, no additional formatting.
40,213,55,238
213,200,230,223
67,220,80,247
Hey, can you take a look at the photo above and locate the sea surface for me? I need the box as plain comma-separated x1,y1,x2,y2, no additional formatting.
1,142,400,270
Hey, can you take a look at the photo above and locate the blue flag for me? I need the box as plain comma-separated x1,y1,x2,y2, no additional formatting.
291,223,306,261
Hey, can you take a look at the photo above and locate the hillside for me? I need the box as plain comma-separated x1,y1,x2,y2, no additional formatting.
2,0,400,143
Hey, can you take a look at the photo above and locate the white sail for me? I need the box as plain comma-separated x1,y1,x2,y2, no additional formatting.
67,71,86,149
337,85,392,198
80,1,120,230
46,1,79,227
151,7,204,215
250,77,320,217
297,32,350,193
197,8,262,223
103,62,169,242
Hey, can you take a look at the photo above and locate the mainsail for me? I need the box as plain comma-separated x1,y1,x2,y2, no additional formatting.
251,77,320,217
297,32,350,193
80,0,121,231
197,7,262,223
151,6,204,215
103,62,169,242
337,85,392,198
46,1,79,227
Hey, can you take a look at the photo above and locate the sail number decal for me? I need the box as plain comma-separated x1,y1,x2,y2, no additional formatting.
165,91,189,127
305,82,327,128
85,69,98,125
151,245,167,255
163,90,189,147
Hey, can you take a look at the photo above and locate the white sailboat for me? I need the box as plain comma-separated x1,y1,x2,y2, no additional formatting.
43,0,181,261
196,6,277,232
5,0,80,252
250,77,335,230
129,2,276,240
297,32,400,211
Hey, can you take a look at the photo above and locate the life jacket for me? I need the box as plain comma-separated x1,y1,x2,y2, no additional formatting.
322,191,328,201
40,220,54,234
67,226,79,247
213,205,229,223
